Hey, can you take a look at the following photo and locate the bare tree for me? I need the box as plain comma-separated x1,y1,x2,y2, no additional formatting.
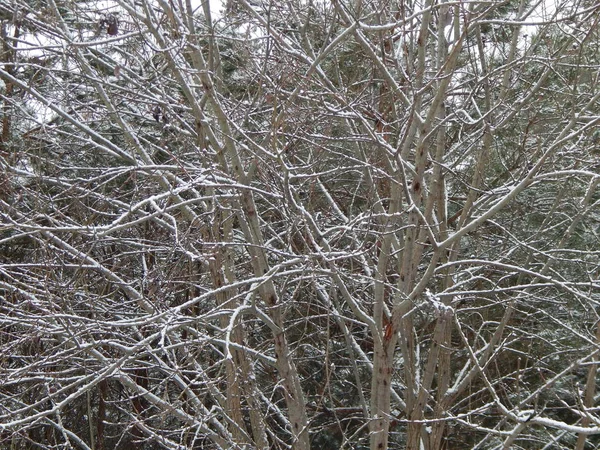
1,0,600,449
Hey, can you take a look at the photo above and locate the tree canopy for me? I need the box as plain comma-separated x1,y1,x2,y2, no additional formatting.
1,0,600,449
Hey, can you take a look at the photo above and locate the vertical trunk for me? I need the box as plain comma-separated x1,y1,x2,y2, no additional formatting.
369,172,403,450
96,379,107,450
406,311,453,450
232,325,270,449
575,320,600,450
370,334,398,450
429,322,452,450
209,251,249,446
207,208,261,446
130,368,148,449
0,20,19,153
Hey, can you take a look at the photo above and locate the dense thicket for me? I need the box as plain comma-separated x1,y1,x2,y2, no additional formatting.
1,0,600,449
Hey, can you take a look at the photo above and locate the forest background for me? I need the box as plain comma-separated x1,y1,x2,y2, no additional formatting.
1,0,600,448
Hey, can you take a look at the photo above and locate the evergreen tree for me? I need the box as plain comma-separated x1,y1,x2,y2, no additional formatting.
1,0,600,449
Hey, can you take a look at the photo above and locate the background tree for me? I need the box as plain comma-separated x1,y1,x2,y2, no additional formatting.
1,0,600,449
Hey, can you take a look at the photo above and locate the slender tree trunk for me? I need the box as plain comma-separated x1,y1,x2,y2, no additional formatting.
0,20,19,154
96,380,107,450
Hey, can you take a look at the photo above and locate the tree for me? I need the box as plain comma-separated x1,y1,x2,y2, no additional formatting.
1,0,600,449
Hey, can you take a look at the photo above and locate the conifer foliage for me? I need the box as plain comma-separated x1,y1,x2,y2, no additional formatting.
1,0,600,448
